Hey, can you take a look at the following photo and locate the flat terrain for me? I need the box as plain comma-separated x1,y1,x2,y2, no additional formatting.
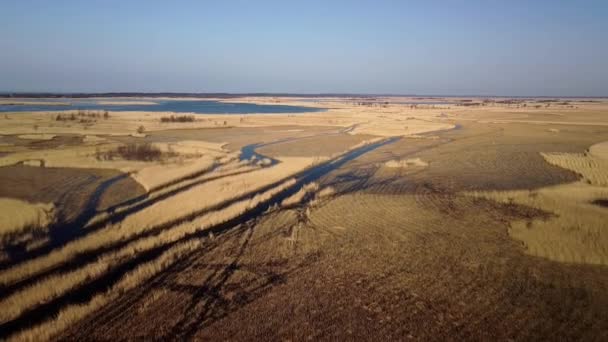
0,97,607,341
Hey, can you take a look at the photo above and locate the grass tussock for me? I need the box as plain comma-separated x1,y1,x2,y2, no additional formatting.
309,186,336,207
281,182,319,207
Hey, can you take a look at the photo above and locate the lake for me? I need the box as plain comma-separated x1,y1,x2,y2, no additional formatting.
0,99,324,114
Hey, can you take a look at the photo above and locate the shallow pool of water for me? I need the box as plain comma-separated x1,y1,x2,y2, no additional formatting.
0,99,324,114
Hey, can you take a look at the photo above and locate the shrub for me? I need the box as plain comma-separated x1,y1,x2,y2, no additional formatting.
160,115,195,123
117,143,161,161
97,143,163,161
56,114,78,121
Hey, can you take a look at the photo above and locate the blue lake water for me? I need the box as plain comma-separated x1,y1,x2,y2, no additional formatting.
0,99,324,114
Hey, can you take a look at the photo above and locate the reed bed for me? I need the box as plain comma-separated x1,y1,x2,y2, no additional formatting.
281,182,319,207
541,152,608,186
0,179,295,329
8,238,203,342
466,181,608,265
0,198,54,241
0,159,312,287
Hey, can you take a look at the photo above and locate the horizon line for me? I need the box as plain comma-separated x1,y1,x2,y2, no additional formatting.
1,92,607,99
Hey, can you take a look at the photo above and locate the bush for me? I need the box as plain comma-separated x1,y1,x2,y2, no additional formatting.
118,143,161,161
56,114,78,121
96,143,162,161
160,115,195,123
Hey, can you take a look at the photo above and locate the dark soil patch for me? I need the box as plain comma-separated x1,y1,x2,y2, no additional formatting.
592,199,608,208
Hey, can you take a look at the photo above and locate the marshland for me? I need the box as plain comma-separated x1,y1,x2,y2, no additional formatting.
1,96,608,341
2,1,608,341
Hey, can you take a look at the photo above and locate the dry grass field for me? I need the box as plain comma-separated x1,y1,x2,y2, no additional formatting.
1,97,608,341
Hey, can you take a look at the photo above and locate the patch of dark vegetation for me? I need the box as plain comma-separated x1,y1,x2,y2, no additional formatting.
56,110,109,123
160,115,196,123
496,99,525,104
353,100,389,108
457,101,482,106
591,199,608,208
55,113,77,121
0,216,56,259
470,196,555,223
24,135,84,149
96,143,167,161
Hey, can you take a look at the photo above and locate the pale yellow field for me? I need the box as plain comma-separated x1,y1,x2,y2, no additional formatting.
0,139,230,191
0,198,54,240
0,99,455,138
541,152,608,186
589,141,608,160
466,144,608,265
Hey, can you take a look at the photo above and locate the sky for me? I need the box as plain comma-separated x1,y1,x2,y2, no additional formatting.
1,0,607,96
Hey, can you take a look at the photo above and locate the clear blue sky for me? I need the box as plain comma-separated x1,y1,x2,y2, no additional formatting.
1,0,607,96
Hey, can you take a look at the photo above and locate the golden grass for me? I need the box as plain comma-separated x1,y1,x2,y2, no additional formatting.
0,198,54,240
308,186,336,207
131,155,219,191
0,139,230,191
0,179,295,327
467,182,608,265
464,145,608,265
308,192,439,235
349,119,454,137
17,134,56,140
316,186,335,199
2,97,608,143
8,238,202,342
384,157,428,168
589,141,608,160
118,157,313,231
0,97,456,139
82,135,106,144
153,140,227,156
84,161,258,228
281,182,319,207
541,152,608,186
0,159,312,287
